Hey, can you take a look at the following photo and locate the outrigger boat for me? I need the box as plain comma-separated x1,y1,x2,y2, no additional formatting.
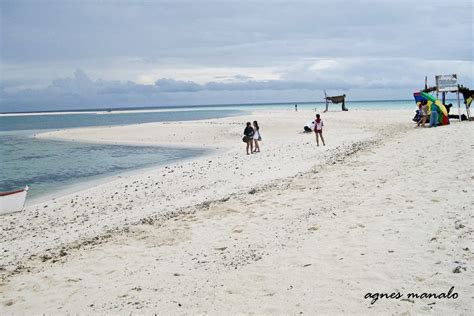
0,186,29,215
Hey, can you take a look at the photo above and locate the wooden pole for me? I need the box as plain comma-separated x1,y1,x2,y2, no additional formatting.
457,90,461,122
324,90,328,112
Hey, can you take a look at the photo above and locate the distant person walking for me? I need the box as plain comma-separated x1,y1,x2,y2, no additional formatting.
243,122,254,154
295,104,298,112
314,114,325,146
252,120,261,153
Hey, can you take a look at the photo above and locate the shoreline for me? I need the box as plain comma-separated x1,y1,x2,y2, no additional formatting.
25,147,220,207
2,111,243,205
1,108,472,314
25,118,236,205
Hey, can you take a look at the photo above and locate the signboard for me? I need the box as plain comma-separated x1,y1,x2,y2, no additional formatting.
436,74,458,92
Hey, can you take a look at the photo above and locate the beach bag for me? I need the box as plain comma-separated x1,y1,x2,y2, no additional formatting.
242,136,248,142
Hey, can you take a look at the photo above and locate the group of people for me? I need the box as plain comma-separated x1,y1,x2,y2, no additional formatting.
414,101,454,128
243,121,261,155
243,114,326,154
414,100,437,127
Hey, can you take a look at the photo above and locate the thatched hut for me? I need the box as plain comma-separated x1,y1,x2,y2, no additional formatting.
324,91,348,112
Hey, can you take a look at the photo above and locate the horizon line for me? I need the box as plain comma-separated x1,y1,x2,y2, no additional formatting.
0,98,425,115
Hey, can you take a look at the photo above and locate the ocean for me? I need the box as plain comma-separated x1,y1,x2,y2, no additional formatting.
0,100,418,202
0,109,244,201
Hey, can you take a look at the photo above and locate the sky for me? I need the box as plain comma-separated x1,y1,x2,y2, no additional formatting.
1,0,473,112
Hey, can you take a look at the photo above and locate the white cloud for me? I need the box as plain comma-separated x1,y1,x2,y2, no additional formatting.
135,66,281,85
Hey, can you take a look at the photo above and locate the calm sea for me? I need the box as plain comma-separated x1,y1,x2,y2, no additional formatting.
0,109,244,201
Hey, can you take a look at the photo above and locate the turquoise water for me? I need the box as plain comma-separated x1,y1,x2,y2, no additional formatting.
208,100,416,111
0,132,207,199
0,109,243,199
0,100,417,119
0,109,243,131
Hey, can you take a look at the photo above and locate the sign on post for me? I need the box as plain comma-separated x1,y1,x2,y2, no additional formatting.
436,74,458,92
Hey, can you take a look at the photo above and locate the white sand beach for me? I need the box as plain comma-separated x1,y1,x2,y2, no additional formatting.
0,109,472,314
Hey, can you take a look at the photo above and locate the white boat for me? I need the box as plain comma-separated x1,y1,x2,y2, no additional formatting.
0,186,29,215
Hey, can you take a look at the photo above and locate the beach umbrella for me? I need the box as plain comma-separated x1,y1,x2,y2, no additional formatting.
420,91,448,117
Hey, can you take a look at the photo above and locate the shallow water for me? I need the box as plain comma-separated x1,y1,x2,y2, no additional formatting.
0,109,243,199
0,109,243,131
0,132,207,199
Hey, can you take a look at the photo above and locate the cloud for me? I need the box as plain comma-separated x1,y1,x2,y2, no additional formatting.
153,79,202,92
1,0,472,110
2,63,472,112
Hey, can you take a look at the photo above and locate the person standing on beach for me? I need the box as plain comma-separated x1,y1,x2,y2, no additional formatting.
252,121,261,153
243,122,254,155
314,114,325,146
429,103,438,128
295,104,298,112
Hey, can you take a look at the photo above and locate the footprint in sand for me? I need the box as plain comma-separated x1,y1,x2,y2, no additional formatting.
349,223,365,229
3,299,15,307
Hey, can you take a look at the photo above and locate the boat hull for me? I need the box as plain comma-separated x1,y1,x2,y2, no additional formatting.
0,186,28,215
